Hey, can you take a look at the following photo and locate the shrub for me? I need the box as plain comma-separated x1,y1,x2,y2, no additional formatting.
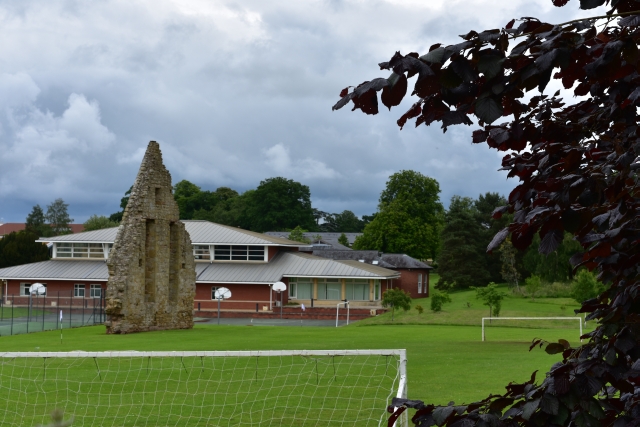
430,291,452,312
572,269,605,304
525,275,542,301
414,304,424,314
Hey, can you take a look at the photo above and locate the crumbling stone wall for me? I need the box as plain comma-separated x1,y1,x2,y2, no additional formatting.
105,141,195,334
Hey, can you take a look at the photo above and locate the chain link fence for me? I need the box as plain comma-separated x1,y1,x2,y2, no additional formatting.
0,292,106,336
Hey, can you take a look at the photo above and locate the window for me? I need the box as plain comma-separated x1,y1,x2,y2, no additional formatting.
20,283,31,296
56,243,108,259
194,245,211,260
346,279,369,301
288,278,312,299
74,284,85,298
211,286,219,300
317,278,341,300
418,274,423,294
374,280,381,301
90,284,102,298
212,245,265,261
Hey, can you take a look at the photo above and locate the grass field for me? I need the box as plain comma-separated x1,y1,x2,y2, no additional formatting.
0,282,588,426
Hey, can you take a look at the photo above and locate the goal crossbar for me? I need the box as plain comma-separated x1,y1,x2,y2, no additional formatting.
482,317,583,342
0,349,408,427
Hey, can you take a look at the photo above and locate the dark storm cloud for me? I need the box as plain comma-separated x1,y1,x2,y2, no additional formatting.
0,0,605,223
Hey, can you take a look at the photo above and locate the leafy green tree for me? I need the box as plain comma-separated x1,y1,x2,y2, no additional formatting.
320,210,364,232
83,215,119,231
523,232,582,282
499,237,521,293
430,290,452,312
353,199,438,259
25,204,51,237
472,283,505,318
109,186,132,222
381,288,411,321
572,270,604,304
337,233,350,247
474,192,509,282
353,170,443,259
525,275,542,301
245,177,316,232
287,226,311,244
193,189,252,229
437,196,489,289
45,198,73,236
0,231,50,268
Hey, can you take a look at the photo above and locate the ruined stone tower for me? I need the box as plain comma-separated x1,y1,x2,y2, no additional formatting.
105,141,196,334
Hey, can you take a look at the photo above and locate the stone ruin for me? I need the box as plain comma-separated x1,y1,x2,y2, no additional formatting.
105,141,196,334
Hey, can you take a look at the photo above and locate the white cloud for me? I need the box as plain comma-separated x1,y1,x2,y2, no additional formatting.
264,143,340,180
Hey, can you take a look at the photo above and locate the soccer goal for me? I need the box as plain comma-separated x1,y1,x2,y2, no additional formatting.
482,317,583,342
0,350,407,427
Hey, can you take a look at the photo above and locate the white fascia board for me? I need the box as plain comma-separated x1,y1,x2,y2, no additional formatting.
0,277,108,282
282,274,399,279
38,240,114,244
196,280,273,285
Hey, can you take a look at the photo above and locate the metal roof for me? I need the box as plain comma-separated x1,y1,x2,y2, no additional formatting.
0,260,108,281
310,250,432,270
265,231,362,247
38,221,307,246
196,252,399,283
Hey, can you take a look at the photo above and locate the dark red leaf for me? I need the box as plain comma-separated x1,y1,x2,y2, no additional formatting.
506,19,516,29
381,73,408,110
552,0,570,5
487,227,509,253
339,87,349,98
545,342,565,354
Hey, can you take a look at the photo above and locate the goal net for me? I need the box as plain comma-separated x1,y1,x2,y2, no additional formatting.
0,350,406,427
482,317,583,342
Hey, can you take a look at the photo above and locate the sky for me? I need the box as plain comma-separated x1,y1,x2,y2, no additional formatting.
0,0,605,223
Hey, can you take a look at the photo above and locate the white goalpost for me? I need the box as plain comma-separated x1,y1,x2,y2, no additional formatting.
0,349,407,427
481,317,583,342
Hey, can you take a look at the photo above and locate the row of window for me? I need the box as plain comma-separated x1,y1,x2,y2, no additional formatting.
194,245,266,261
55,243,113,259
20,283,102,298
53,243,267,262
288,278,381,301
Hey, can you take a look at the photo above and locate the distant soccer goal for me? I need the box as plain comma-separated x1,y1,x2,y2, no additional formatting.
0,350,407,427
482,317,583,342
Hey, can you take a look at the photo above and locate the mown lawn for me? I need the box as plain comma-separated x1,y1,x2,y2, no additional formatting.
1,322,577,406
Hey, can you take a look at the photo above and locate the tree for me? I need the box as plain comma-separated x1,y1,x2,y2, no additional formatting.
381,288,411,321
320,210,365,232
0,231,49,268
572,269,604,305
25,204,51,237
472,283,505,318
287,226,311,244
83,215,119,231
245,177,316,232
353,171,443,259
334,1,640,422
109,186,132,222
430,290,451,312
474,193,509,282
499,237,521,292
522,232,582,283
337,233,350,247
437,196,489,289
45,199,73,236
194,189,252,229
525,275,542,301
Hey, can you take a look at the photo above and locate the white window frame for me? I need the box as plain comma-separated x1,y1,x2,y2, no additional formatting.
211,245,266,262
211,286,219,300
55,243,108,259
20,283,31,296
418,274,423,294
289,279,297,299
74,284,85,298
90,284,102,298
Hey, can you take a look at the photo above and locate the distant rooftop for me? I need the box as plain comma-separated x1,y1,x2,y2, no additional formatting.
0,223,84,238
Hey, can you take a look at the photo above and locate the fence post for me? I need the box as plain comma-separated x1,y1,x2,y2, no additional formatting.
42,294,46,331
56,291,60,330
69,293,72,328
11,295,14,336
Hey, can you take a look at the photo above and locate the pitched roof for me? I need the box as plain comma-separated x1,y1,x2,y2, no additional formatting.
0,253,398,283
38,221,308,246
311,250,432,270
0,260,108,281
264,231,362,249
196,251,399,283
